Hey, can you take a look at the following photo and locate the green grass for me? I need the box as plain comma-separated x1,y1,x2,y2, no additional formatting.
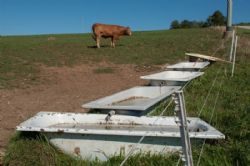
2,28,250,165
1,28,222,88
4,132,180,166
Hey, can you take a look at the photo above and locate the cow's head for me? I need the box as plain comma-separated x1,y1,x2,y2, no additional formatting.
125,27,132,36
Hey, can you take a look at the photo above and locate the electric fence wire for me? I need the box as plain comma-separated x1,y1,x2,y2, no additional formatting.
175,36,230,165
196,76,224,166
175,65,223,166
120,33,232,166
195,33,234,165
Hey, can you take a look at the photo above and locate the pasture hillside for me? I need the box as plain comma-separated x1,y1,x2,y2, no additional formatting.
1,28,223,88
1,28,250,165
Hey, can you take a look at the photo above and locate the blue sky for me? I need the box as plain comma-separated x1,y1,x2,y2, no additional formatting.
0,0,249,36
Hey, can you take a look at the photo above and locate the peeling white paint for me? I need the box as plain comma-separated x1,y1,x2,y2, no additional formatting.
16,112,225,161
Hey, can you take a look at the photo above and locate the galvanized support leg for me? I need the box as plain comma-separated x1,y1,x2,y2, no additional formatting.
172,91,193,166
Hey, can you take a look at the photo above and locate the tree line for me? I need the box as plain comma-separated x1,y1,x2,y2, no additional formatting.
170,10,226,29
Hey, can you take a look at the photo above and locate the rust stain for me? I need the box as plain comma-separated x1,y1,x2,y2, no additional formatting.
109,96,149,106
74,147,80,155
57,129,64,133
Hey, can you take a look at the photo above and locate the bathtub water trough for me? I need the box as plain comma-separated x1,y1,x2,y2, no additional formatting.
166,61,210,71
16,112,225,161
140,71,204,86
82,86,181,116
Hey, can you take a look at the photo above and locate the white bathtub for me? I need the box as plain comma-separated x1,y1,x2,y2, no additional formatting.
82,86,180,116
17,112,225,161
166,62,210,71
140,71,204,86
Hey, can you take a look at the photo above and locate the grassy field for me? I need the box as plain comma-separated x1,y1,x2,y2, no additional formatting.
1,28,222,88
2,28,250,165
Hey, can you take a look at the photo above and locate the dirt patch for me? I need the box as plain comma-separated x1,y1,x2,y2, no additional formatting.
0,62,161,153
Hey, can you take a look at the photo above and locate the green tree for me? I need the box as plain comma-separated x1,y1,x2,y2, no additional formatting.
207,10,226,26
180,20,192,28
170,20,180,29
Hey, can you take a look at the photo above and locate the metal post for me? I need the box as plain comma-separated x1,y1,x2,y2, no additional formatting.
226,0,233,31
173,91,193,166
231,36,238,77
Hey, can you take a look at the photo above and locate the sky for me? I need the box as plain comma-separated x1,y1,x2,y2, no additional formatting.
0,0,249,36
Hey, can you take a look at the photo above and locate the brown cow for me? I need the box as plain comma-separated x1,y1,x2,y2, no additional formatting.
92,23,132,48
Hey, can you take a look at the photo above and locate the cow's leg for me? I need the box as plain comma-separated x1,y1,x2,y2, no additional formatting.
110,40,113,47
111,37,115,48
113,36,120,48
96,36,101,48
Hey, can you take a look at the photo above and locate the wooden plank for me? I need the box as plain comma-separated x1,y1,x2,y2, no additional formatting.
185,53,231,63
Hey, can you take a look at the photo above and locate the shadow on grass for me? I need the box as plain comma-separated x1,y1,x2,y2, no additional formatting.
87,44,124,48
